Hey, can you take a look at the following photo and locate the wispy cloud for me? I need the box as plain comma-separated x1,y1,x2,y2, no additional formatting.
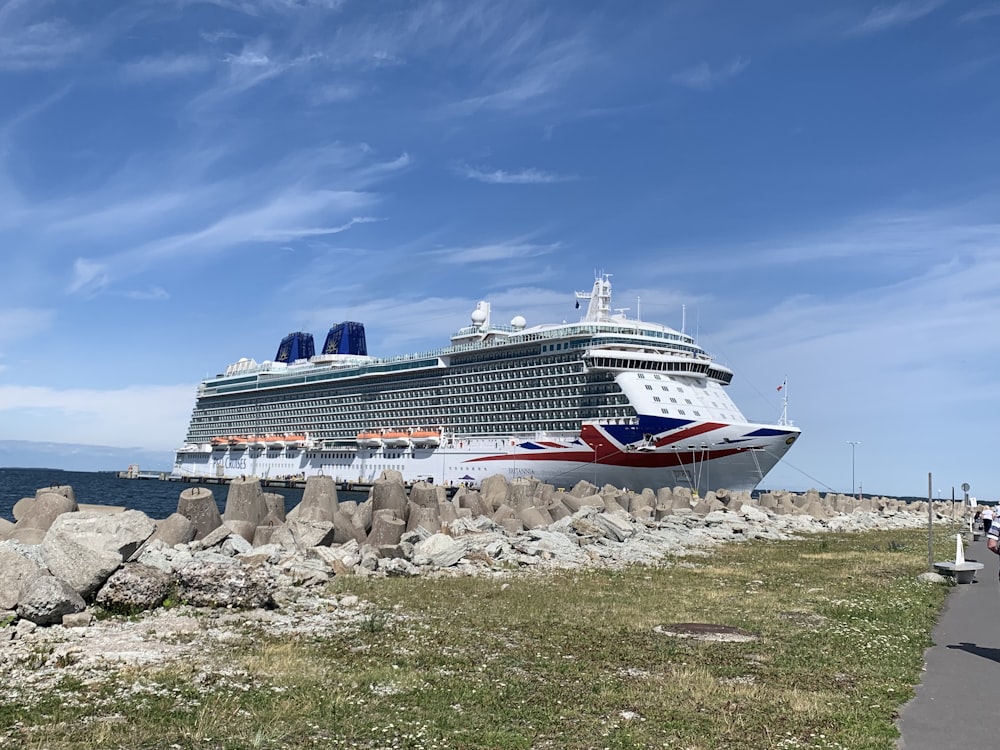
124,286,170,301
449,35,591,115
956,3,1000,22
456,164,578,184
851,0,945,35
122,52,213,81
671,57,750,90
0,0,92,71
0,307,56,345
66,190,378,296
427,239,563,264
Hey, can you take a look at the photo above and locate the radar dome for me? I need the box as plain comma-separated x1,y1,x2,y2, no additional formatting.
510,315,526,329
470,302,488,325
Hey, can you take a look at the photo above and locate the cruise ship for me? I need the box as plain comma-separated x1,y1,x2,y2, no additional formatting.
172,275,800,494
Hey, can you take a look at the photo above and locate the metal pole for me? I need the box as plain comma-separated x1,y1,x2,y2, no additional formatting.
846,441,860,496
927,472,933,571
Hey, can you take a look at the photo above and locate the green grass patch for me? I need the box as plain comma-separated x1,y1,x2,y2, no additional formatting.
0,528,956,749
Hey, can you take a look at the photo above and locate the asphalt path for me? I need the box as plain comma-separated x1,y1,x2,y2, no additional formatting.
896,532,1000,749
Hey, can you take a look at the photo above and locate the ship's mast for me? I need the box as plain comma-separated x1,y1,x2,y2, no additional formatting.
576,273,613,322
778,376,790,426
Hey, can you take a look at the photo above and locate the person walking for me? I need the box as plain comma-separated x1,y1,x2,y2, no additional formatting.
984,505,994,536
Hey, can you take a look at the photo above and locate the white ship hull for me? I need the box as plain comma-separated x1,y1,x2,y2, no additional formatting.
173,419,797,495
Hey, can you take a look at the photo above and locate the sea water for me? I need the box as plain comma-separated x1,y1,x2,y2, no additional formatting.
0,467,367,523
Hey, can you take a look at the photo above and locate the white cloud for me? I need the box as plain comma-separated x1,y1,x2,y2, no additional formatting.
68,259,111,297
671,57,750,91
0,1,91,71
957,4,1000,22
456,164,578,184
0,307,56,345
426,239,563,264
851,0,946,34
125,286,170,301
122,52,213,80
0,384,196,451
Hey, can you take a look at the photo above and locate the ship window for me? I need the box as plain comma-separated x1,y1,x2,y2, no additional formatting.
653,396,660,402
670,398,677,403
678,410,686,415
645,385,652,390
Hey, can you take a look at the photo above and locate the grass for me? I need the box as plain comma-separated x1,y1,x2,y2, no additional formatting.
0,528,957,749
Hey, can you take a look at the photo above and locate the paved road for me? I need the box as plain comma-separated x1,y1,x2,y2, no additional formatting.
896,533,1000,749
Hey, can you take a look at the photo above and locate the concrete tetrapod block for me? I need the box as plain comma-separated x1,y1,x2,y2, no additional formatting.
371,478,408,518
367,513,405,547
290,475,337,521
176,487,223,540
223,478,268,528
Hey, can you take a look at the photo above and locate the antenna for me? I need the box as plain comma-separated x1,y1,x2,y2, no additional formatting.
681,304,686,334
778,375,790,426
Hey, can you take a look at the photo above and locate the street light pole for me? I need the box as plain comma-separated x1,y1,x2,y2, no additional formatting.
846,441,860,498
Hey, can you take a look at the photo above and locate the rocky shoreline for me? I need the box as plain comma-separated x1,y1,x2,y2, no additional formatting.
0,471,959,705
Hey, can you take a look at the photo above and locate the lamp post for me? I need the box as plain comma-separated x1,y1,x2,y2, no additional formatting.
846,441,860,498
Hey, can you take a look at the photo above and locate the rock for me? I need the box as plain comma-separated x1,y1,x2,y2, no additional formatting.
194,523,234,550
0,545,49,610
333,511,366,545
16,574,86,625
224,519,256,544
285,518,337,550
380,558,419,577
176,487,223,540
62,611,93,628
412,533,465,568
176,560,275,609
96,564,174,612
40,510,156,598
520,506,552,530
592,512,635,542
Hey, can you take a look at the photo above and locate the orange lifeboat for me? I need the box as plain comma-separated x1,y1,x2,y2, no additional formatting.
382,430,410,448
409,429,441,448
356,431,382,448
211,437,230,450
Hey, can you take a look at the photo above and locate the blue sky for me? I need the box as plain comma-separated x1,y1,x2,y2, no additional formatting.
0,0,997,498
